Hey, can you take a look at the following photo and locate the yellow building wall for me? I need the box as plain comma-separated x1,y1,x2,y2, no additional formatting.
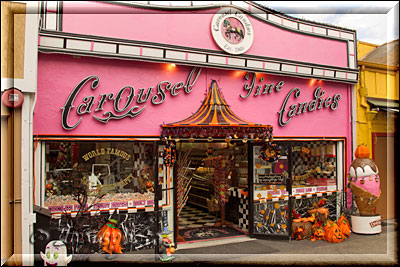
357,41,378,60
1,1,26,79
355,41,398,152
356,41,398,220
1,1,26,265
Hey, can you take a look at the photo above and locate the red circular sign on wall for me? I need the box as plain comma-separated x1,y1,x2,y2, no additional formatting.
2,88,24,109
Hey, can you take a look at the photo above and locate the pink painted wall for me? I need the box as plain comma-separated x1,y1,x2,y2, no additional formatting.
60,2,348,68
34,53,352,140
35,53,353,173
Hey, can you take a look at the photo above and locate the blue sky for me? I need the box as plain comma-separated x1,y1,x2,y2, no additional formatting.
256,1,399,45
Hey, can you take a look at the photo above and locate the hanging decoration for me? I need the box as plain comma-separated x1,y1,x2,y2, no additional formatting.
163,139,176,167
259,141,282,162
176,147,192,216
211,154,233,227
206,145,215,157
212,155,233,206
161,125,273,142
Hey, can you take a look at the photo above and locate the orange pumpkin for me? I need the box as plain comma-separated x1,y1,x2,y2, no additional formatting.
325,222,344,243
337,214,351,238
323,219,334,233
355,144,370,159
313,227,326,241
97,220,124,254
337,214,348,225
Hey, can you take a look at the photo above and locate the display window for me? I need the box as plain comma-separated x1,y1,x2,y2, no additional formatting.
291,141,338,195
253,140,340,202
42,141,158,214
252,140,344,237
253,142,290,201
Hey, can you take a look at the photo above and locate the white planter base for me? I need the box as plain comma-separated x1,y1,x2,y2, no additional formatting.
351,215,382,234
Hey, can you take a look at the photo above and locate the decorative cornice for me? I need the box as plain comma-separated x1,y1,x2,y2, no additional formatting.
38,30,359,84
39,1,358,74
97,1,357,33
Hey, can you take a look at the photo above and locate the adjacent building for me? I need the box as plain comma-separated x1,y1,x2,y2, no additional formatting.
355,40,398,220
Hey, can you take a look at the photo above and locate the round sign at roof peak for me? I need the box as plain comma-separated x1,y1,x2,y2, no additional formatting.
211,7,254,55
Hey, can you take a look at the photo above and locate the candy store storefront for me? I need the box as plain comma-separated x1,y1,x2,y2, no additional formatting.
32,1,359,260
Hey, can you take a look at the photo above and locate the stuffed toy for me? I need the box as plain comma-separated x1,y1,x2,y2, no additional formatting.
40,240,72,266
311,227,326,242
97,211,124,255
337,214,351,238
159,227,175,262
325,221,344,243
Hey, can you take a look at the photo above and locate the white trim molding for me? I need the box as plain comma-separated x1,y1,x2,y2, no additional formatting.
38,30,359,84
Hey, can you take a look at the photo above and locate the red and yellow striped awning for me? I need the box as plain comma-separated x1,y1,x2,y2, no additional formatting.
161,80,273,140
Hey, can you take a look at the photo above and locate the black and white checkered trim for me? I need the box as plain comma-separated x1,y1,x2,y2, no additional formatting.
230,187,249,231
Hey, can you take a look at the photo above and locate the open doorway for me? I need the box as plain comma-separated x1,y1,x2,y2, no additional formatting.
176,142,249,243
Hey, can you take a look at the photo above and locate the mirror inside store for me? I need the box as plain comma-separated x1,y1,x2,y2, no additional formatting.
176,142,248,233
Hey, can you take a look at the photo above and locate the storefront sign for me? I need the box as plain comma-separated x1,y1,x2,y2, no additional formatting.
2,88,24,109
82,173,136,192
61,67,201,130
266,189,288,196
292,185,336,195
240,72,342,127
369,219,381,228
47,199,155,213
211,7,254,55
82,147,131,161
258,174,284,184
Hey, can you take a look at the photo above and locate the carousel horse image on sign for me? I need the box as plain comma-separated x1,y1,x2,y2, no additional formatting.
223,19,245,42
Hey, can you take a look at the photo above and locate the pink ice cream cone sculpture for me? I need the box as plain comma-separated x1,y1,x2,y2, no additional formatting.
349,145,381,216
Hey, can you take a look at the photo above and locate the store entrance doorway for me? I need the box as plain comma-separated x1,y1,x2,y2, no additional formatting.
175,142,249,244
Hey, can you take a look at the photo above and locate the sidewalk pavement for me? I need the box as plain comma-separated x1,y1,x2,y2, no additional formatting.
49,219,399,266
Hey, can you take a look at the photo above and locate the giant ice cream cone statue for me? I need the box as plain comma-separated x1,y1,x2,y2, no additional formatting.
349,145,382,234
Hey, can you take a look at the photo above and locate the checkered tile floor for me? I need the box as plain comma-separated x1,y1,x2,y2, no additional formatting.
178,204,239,229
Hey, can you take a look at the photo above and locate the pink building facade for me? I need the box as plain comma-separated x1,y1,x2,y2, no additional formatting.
32,1,358,258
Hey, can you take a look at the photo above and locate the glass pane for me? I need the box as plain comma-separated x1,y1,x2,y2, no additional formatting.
253,142,289,201
43,141,156,213
292,192,339,221
253,200,289,235
291,141,338,195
